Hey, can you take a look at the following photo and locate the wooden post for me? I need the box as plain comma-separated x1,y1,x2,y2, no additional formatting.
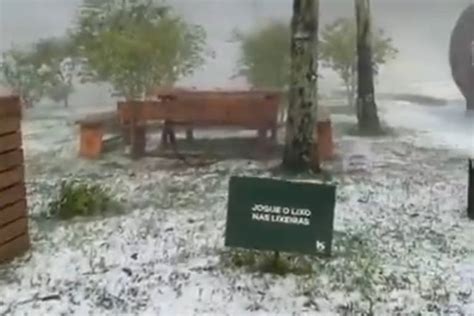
270,125,277,141
468,159,474,220
257,129,267,142
122,122,131,145
161,121,177,148
130,102,146,159
131,125,146,158
185,127,194,142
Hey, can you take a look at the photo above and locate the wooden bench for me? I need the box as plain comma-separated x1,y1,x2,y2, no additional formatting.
76,111,122,159
117,90,281,158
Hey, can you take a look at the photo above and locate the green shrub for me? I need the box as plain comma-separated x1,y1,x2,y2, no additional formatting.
48,180,116,220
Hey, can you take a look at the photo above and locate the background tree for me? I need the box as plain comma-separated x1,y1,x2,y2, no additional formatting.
0,38,78,108
233,21,291,122
355,0,382,134
233,21,290,90
30,37,78,107
0,48,46,108
74,0,207,100
319,17,397,108
234,17,397,110
283,0,319,172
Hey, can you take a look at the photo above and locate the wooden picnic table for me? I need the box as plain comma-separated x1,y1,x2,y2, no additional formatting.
117,90,282,158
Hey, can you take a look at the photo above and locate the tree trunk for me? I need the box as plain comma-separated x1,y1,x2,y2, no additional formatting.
468,159,474,220
355,0,381,134
283,0,320,172
350,64,357,107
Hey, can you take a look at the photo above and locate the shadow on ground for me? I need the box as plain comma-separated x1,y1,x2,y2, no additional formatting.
147,136,283,161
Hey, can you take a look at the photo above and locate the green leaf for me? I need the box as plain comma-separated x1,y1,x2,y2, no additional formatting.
73,0,208,100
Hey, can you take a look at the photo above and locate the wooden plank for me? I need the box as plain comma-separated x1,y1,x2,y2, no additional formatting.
117,96,279,128
0,217,28,245
0,166,24,191
0,117,20,136
0,150,23,173
0,96,22,118
75,111,116,124
0,234,29,263
154,88,281,98
0,133,22,153
0,200,27,228
0,184,26,209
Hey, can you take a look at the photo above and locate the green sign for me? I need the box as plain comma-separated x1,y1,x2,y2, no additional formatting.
225,176,336,256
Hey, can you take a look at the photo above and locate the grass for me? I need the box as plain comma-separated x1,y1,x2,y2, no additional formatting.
220,229,382,294
47,179,120,220
219,229,384,315
221,249,314,276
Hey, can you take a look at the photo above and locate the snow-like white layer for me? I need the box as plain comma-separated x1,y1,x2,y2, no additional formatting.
0,95,473,315
3,141,472,315
380,100,474,157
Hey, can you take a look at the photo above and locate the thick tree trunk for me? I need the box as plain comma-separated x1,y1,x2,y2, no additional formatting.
355,0,381,134
283,0,320,172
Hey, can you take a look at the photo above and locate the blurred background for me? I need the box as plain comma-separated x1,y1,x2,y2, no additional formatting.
1,0,471,105
0,0,473,156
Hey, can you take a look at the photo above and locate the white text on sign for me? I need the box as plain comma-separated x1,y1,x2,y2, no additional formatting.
251,204,311,226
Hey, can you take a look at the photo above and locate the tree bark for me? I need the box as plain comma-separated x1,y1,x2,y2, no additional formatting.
468,159,474,220
355,0,381,134
283,0,320,172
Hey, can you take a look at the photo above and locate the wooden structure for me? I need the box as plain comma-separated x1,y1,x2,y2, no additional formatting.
0,96,29,263
76,111,122,159
315,106,334,161
315,120,334,161
118,90,281,158
309,106,335,169
75,89,335,161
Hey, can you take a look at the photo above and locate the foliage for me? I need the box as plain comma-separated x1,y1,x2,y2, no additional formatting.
0,48,46,107
73,0,207,100
233,20,290,90
30,37,78,107
48,179,116,220
234,18,397,107
220,230,381,305
221,249,313,276
0,37,77,108
320,18,398,106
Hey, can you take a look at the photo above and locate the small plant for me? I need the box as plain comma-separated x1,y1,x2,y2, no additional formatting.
230,249,257,268
48,179,116,220
221,249,314,276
